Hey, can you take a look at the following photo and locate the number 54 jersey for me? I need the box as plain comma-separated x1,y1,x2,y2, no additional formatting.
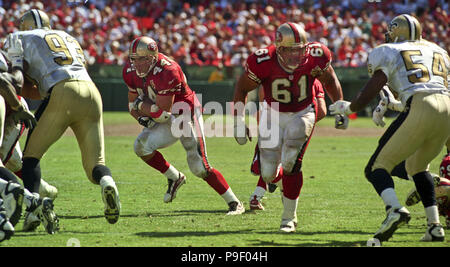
245,42,332,113
367,40,449,105
5,30,91,99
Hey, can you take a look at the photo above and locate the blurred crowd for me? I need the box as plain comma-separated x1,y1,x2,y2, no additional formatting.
0,0,448,69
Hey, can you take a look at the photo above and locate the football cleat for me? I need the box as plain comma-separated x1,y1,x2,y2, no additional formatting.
0,211,14,243
280,219,297,233
227,201,245,215
102,183,121,224
39,179,58,200
23,197,59,234
373,207,411,242
1,182,24,227
164,173,186,203
421,223,445,242
249,195,264,210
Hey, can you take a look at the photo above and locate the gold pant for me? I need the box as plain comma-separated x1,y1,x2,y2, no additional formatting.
24,79,105,183
369,92,450,176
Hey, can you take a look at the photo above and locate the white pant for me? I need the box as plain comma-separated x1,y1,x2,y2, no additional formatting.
258,102,316,182
134,107,211,178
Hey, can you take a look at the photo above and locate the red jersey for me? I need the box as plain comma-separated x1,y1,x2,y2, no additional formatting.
441,154,450,179
123,53,198,113
245,42,331,112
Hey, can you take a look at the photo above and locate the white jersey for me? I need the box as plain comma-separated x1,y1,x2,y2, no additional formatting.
0,52,8,72
368,40,450,105
5,29,92,99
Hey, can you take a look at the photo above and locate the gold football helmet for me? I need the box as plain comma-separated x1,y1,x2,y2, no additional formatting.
385,14,422,43
19,9,51,31
275,22,308,71
129,36,159,77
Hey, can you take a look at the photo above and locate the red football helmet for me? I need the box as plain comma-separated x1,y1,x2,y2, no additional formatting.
129,36,158,78
440,154,450,179
275,22,308,72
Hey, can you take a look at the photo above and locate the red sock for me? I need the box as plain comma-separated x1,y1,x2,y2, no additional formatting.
205,168,230,195
14,170,23,179
282,171,303,200
145,151,170,174
256,176,267,190
272,167,283,184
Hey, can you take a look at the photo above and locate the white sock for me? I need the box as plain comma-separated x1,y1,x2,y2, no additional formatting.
380,188,401,209
164,165,181,181
253,186,266,198
221,188,239,204
281,196,298,222
100,175,115,188
425,205,440,224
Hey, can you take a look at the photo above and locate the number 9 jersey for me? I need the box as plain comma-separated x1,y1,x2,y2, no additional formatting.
245,42,332,113
5,30,91,99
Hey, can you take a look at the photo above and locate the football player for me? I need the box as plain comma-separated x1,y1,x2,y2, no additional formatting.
249,80,327,211
123,36,245,215
4,9,121,231
233,22,345,232
330,14,450,243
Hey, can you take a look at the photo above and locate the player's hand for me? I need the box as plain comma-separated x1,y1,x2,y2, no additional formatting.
234,116,251,145
380,86,404,112
137,116,156,128
131,95,144,111
7,34,24,70
334,114,349,130
12,107,37,129
372,99,387,127
329,100,353,116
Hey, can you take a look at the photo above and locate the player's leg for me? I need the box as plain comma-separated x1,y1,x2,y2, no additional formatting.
279,109,315,233
69,80,120,224
134,120,185,203
404,94,450,241
180,108,244,214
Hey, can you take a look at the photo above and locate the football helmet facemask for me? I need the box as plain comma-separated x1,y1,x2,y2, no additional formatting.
19,9,51,31
275,22,308,72
385,14,422,43
129,37,159,78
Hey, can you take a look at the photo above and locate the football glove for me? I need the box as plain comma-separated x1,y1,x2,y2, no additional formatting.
372,100,387,127
334,114,349,130
137,116,156,128
380,86,404,112
7,34,24,70
12,106,37,129
131,95,144,111
234,116,251,145
329,100,353,116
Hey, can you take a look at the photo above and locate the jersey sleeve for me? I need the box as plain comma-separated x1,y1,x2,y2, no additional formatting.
308,42,332,77
313,79,325,98
367,45,392,78
244,47,273,84
122,62,137,94
153,65,185,96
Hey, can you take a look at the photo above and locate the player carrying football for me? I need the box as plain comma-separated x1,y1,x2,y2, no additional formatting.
123,36,245,215
330,14,449,243
233,22,345,232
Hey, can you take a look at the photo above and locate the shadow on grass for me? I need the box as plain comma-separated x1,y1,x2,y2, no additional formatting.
136,229,253,238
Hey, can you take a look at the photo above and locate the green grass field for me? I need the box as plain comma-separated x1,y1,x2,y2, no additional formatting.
2,114,449,247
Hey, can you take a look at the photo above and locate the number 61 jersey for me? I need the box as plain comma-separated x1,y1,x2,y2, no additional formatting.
5,29,91,99
245,42,332,112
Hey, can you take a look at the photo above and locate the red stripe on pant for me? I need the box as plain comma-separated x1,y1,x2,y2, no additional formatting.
192,108,210,171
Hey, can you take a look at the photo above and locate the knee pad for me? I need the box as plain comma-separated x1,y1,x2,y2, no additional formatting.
134,136,155,157
92,165,112,184
186,151,208,178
